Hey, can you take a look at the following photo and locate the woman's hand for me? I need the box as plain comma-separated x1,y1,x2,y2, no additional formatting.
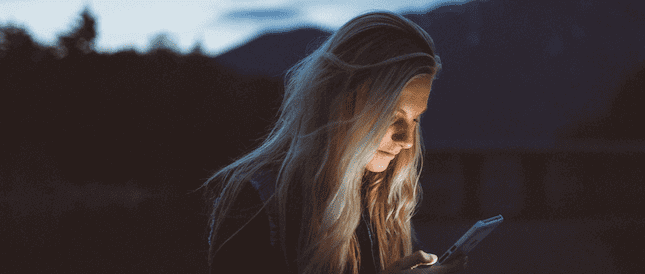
423,254,468,274
382,250,468,274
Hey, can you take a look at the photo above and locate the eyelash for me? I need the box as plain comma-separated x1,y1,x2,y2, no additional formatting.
393,118,420,125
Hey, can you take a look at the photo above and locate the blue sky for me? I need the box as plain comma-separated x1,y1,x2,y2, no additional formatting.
0,0,469,56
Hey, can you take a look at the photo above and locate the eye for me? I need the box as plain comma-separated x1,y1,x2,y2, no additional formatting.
391,117,419,126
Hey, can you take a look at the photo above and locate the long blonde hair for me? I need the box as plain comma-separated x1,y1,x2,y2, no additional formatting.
201,11,442,274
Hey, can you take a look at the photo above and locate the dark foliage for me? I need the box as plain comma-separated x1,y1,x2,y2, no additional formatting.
58,8,97,57
1,8,285,273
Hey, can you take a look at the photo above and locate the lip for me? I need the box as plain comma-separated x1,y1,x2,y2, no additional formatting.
380,151,396,157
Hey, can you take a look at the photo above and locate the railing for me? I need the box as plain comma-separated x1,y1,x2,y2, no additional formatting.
418,139,645,220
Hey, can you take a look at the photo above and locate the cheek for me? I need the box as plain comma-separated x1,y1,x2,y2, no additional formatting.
378,129,394,147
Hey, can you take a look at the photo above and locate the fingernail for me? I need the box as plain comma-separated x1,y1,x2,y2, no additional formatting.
429,254,438,264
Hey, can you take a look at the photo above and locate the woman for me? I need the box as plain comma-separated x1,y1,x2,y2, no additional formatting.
202,11,468,274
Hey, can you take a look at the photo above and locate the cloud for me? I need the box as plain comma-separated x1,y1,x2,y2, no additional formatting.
221,8,299,22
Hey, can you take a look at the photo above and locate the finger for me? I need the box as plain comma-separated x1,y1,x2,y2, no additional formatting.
410,253,438,269
400,250,434,270
429,253,438,265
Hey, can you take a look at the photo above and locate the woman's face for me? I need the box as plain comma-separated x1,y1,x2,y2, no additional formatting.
366,74,432,173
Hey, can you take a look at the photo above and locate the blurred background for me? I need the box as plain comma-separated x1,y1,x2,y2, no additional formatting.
1,0,643,273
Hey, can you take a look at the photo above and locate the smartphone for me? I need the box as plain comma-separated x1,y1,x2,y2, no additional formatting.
415,214,504,269
436,215,503,265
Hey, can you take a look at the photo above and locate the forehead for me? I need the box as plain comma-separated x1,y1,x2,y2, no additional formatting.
397,75,432,114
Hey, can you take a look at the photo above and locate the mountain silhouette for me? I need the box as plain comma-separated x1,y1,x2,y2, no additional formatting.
406,0,645,142
213,27,331,77
209,0,645,143
553,60,645,140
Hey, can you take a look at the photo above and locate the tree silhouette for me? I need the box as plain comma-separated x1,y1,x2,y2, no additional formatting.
148,32,180,53
0,23,38,60
57,7,97,57
189,40,206,56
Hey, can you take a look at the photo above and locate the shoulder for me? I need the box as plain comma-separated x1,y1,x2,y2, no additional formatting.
222,167,277,214
211,168,277,244
211,172,287,273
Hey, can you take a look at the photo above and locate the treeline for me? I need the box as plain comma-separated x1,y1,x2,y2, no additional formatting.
1,9,283,192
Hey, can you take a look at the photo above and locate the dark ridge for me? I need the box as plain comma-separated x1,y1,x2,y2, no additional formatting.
213,27,331,77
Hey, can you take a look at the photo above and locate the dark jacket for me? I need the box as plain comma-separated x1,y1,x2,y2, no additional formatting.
209,168,426,274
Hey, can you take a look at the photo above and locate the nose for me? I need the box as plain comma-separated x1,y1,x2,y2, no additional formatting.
391,122,415,149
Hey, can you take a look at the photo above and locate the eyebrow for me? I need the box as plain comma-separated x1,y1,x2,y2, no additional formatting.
396,107,427,116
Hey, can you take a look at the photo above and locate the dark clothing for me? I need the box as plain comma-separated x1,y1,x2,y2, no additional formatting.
209,168,425,274
209,173,287,273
